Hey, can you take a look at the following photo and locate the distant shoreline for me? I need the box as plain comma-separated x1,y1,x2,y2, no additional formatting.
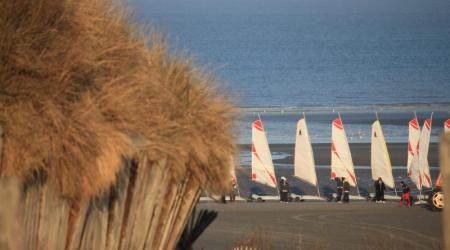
238,104,450,113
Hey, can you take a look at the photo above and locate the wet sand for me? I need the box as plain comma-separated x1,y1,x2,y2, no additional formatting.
194,202,442,250
240,142,439,166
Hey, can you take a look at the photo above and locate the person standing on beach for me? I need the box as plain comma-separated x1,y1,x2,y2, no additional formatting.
399,181,411,207
343,179,350,203
279,177,290,203
374,177,386,203
335,177,343,203
230,179,237,202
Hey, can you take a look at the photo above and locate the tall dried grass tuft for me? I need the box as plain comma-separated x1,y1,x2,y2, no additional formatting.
234,228,274,250
0,0,237,199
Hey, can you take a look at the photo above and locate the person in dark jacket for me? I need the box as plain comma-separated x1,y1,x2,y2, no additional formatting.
335,177,343,203
374,177,386,203
399,181,411,207
279,176,290,203
343,179,350,203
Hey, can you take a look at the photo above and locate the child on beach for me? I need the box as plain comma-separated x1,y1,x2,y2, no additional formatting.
399,181,411,207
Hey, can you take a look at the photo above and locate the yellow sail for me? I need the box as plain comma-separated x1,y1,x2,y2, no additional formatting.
371,120,394,188
294,117,318,186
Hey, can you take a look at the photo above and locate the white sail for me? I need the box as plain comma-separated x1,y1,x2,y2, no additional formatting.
418,117,432,188
409,152,422,190
370,120,394,188
251,119,277,188
445,118,450,133
407,118,420,177
294,117,318,186
331,117,357,187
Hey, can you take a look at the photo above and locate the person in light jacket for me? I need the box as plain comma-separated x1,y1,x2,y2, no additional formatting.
279,176,290,203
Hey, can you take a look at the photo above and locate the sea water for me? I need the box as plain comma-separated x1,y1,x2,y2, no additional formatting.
131,0,450,144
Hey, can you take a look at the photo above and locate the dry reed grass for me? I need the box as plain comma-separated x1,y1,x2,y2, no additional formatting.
0,0,237,199
234,228,274,250
0,178,22,250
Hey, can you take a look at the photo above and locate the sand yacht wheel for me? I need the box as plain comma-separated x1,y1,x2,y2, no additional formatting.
429,189,444,211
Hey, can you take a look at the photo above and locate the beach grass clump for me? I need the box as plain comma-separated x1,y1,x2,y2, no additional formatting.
0,0,237,199
234,228,274,250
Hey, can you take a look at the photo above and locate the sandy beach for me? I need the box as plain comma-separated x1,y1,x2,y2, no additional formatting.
193,142,443,249
235,143,439,197
194,202,442,249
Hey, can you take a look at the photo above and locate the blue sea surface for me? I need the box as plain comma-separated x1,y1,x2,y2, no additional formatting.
130,0,450,143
